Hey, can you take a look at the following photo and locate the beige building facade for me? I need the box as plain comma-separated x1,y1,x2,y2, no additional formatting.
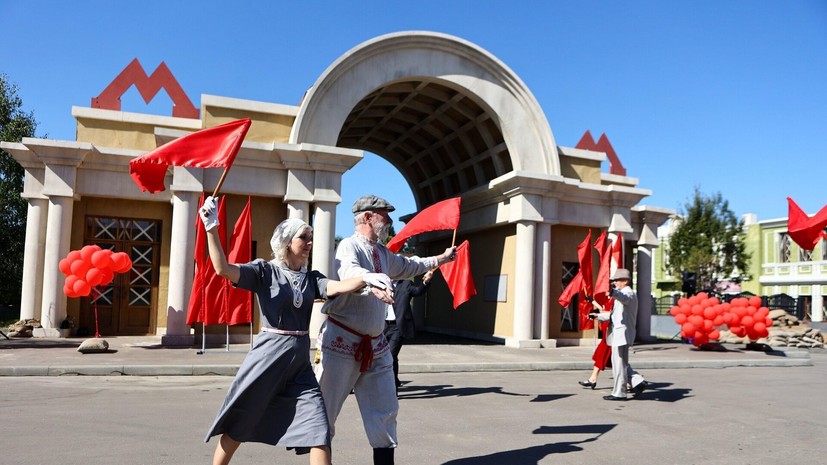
2,31,672,347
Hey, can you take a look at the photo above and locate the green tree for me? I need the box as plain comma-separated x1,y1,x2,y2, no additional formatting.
0,74,38,305
667,187,750,294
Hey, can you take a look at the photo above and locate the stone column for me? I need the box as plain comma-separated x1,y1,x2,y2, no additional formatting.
511,220,536,346
636,244,655,341
310,201,336,341
162,167,202,346
287,201,310,221
535,222,552,342
812,286,824,322
39,195,74,334
20,197,48,321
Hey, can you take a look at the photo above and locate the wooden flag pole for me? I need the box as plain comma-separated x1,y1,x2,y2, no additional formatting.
212,166,231,198
590,299,604,349
451,228,457,247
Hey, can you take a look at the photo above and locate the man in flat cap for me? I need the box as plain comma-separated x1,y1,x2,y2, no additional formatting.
315,194,457,465
590,268,647,400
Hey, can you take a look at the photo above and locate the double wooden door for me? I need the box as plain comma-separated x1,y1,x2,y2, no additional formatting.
81,216,161,336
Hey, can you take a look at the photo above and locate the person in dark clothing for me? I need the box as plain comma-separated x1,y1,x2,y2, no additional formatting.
383,270,433,389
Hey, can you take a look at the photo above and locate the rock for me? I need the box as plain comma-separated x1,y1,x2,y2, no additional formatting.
77,338,109,353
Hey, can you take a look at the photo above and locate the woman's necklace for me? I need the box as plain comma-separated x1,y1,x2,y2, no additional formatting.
280,266,307,308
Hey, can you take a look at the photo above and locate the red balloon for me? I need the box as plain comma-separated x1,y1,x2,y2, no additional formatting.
713,315,724,326
91,249,114,270
703,307,716,319
675,313,688,325
709,329,721,341
753,322,767,334
111,252,133,273
67,250,82,262
63,283,78,298
65,274,79,290
732,326,746,337
70,258,90,277
99,269,115,286
749,296,763,308
59,258,72,275
741,316,755,328
703,319,714,331
765,317,773,327
73,279,92,297
678,297,688,306
80,245,101,261
86,267,104,287
691,304,703,315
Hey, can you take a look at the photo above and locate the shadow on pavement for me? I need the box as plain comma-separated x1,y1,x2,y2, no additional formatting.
398,383,529,400
0,338,80,350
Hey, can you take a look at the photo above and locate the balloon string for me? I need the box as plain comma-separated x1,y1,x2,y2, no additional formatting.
93,287,101,338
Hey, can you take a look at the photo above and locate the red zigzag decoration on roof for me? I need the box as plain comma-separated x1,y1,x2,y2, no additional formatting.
91,58,199,119
575,130,626,176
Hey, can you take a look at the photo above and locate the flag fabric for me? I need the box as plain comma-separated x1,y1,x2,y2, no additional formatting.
611,231,624,273
185,194,208,325
129,118,251,193
225,197,253,325
578,287,596,331
787,197,827,251
387,197,461,253
593,231,613,309
186,195,228,325
557,273,582,308
577,230,594,298
439,240,476,309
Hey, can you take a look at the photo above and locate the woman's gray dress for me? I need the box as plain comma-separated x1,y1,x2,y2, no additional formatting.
205,259,331,448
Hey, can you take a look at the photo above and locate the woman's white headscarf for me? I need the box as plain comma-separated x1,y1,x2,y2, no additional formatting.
270,218,311,267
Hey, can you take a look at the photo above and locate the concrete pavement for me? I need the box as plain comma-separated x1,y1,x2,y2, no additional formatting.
0,333,814,376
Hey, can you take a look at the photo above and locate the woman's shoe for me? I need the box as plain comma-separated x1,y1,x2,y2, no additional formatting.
578,380,597,389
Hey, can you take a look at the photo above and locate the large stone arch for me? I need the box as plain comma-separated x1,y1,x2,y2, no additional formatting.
291,31,559,208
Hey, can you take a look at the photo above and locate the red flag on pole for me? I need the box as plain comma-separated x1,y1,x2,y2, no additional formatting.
593,231,613,309
225,197,253,325
578,287,596,330
787,197,827,251
186,193,208,325
611,231,624,272
577,230,594,298
387,197,461,253
129,118,251,193
558,273,582,308
439,240,476,309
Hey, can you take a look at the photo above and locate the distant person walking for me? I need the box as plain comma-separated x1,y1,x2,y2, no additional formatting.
384,270,433,390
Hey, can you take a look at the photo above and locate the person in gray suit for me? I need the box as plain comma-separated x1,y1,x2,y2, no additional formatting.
384,270,433,390
590,268,646,401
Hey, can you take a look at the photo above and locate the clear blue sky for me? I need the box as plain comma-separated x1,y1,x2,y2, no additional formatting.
3,1,826,237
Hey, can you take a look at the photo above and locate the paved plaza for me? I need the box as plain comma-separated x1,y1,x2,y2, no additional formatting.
1,338,824,464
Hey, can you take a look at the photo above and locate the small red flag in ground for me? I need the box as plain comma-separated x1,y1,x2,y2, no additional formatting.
129,118,251,193
387,197,461,253
186,195,228,325
787,197,827,251
439,240,476,309
225,197,253,325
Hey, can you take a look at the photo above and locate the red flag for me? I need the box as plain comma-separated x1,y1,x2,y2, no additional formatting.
186,193,208,325
387,197,461,253
129,118,251,193
557,273,582,308
578,288,596,331
593,231,613,309
787,197,827,251
577,231,594,298
225,197,253,325
611,231,624,273
439,240,476,309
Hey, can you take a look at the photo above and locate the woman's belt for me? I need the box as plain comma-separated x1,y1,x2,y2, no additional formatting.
261,327,309,336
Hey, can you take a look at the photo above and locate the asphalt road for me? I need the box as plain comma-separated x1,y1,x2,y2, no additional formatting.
3,353,826,465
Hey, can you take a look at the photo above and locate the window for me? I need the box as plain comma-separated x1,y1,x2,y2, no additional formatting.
779,233,791,263
560,262,579,332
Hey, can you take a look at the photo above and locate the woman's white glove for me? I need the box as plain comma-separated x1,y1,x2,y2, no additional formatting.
363,272,393,291
199,196,220,231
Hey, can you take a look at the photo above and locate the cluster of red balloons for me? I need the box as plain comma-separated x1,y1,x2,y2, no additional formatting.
721,296,772,341
58,245,133,298
669,292,773,347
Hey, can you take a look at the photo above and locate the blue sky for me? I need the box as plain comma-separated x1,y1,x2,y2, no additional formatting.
3,1,826,237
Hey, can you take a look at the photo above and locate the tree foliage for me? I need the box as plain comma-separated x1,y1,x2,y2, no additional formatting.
667,188,750,293
0,74,38,305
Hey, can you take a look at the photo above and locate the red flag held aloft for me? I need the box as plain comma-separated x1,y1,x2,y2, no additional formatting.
558,273,583,308
787,197,827,251
593,231,613,309
129,118,251,193
439,240,476,309
387,197,461,253
611,231,624,272
225,197,253,325
577,231,594,298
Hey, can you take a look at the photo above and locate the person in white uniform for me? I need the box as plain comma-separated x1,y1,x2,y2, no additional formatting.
591,268,647,401
314,195,457,465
